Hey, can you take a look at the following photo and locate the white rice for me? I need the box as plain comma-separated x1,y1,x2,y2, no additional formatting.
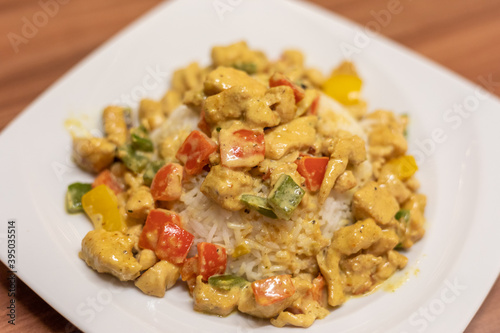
159,97,366,281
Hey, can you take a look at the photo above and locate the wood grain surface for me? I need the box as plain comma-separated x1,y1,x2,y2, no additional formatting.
0,0,499,332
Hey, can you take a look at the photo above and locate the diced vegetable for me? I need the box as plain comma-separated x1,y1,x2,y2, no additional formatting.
143,160,166,186
309,274,326,306
117,144,149,173
219,129,265,168
81,185,125,231
92,169,123,195
322,74,362,105
176,130,218,175
395,209,411,223
138,209,183,251
197,242,227,281
251,275,296,306
181,256,198,282
197,108,211,136
208,275,248,291
150,163,183,201
269,73,305,103
267,175,305,220
240,194,277,219
308,95,320,115
232,242,250,258
131,126,154,152
232,63,257,75
296,156,329,192
385,155,418,180
155,222,194,265
66,182,92,213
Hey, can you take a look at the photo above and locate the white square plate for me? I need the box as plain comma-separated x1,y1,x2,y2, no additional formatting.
1,0,499,332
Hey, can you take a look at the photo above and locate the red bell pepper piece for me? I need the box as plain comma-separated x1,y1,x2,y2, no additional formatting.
138,209,182,251
176,130,218,175
251,274,296,306
296,156,329,192
197,242,227,281
155,222,194,265
220,128,265,168
308,95,320,115
269,73,305,103
197,108,211,136
92,169,123,195
150,163,183,201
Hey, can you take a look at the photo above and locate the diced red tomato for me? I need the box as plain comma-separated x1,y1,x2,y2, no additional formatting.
296,156,329,192
252,275,296,306
197,242,227,281
176,130,218,175
308,274,327,307
197,108,211,136
219,128,265,168
138,209,182,251
269,73,305,103
150,163,183,201
308,95,320,115
155,222,194,265
92,170,123,195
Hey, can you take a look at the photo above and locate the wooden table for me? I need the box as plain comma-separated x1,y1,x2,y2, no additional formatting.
0,0,499,331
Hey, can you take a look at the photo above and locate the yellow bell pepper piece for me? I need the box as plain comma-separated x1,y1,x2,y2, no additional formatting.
232,242,250,258
81,185,125,232
386,155,418,180
322,74,362,105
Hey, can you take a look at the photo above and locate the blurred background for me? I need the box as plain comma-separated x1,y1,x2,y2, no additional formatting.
0,0,499,331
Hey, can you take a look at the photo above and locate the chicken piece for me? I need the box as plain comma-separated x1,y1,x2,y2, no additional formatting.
171,62,205,95
399,194,426,248
73,137,116,173
139,98,164,130
341,254,384,295
333,219,383,255
102,106,128,146
161,90,182,116
200,165,256,211
159,130,190,162
316,246,344,307
137,249,157,271
238,278,310,319
204,85,280,128
134,260,180,297
405,176,421,192
366,229,399,256
368,126,407,158
304,68,326,88
374,250,408,281
333,170,357,193
264,116,317,160
80,229,141,281
271,296,329,328
365,110,407,159
211,41,269,74
271,276,329,328
265,86,296,123
296,89,320,117
243,98,281,128
126,224,142,253
318,134,366,203
203,86,249,125
378,170,412,204
125,186,154,220
192,276,241,316
352,181,399,225
204,66,267,96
